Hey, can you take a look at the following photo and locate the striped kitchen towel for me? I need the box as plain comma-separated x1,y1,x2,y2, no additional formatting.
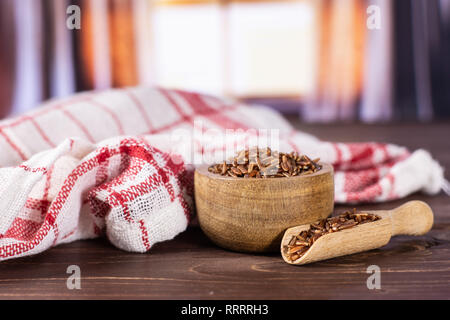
0,87,445,260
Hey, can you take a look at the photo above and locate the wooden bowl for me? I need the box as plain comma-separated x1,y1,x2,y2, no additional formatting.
194,163,334,252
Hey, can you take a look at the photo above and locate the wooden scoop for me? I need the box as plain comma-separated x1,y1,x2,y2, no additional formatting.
281,201,434,265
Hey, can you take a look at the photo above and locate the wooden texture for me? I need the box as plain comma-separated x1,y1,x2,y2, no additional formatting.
0,120,449,299
281,201,434,265
194,163,334,252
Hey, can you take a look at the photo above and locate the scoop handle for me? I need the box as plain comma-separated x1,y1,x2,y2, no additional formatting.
389,201,433,236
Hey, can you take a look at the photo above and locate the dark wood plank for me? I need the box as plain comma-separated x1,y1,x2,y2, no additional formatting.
0,121,449,299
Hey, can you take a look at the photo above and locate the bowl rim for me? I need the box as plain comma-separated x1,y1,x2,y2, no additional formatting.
195,162,333,181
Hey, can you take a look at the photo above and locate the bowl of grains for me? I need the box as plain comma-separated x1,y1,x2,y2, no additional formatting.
194,147,334,252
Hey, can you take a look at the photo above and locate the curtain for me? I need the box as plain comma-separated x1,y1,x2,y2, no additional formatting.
0,0,449,121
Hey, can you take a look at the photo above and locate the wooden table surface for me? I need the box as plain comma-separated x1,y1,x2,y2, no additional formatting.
0,120,449,299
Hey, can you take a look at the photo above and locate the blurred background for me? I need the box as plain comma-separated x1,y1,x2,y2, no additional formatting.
0,0,449,122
